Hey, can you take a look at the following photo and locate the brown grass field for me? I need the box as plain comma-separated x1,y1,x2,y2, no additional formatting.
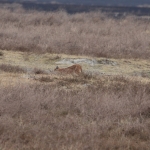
0,3,150,150
1,3,150,58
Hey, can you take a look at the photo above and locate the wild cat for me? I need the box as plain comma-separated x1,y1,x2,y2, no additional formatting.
54,64,82,76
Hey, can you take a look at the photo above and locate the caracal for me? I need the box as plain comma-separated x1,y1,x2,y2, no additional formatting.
54,64,82,76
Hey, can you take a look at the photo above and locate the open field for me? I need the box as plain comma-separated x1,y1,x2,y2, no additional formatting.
0,3,150,150
0,50,150,149
0,80,150,150
1,49,150,85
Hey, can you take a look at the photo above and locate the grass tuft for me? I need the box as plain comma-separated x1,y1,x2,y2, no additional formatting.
0,64,25,73
33,68,47,74
0,81,149,149
38,76,53,82
0,51,3,56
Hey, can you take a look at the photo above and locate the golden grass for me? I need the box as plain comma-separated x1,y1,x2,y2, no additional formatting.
1,50,150,84
0,50,150,96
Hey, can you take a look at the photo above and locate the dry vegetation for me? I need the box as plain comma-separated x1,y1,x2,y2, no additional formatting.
0,3,150,150
0,78,150,150
0,3,150,58
0,64,26,73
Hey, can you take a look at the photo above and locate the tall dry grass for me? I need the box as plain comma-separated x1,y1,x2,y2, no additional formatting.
0,3,150,58
0,78,150,149
0,64,25,73
0,3,150,150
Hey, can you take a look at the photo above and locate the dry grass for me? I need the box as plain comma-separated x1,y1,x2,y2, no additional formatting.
33,67,47,74
1,49,150,80
0,51,150,149
0,51,3,56
0,3,150,149
0,64,25,73
0,78,150,150
0,3,150,59
38,76,53,82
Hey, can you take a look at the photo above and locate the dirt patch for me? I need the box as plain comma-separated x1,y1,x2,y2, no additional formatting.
56,58,98,66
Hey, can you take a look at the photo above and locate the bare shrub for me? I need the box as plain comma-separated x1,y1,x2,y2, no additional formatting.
33,67,47,74
0,51,3,56
0,4,150,58
140,107,150,118
0,64,25,73
125,126,150,141
0,78,150,149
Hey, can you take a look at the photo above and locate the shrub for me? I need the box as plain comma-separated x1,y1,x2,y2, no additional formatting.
33,68,47,74
0,81,149,149
0,51,3,56
0,4,150,59
0,64,25,73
